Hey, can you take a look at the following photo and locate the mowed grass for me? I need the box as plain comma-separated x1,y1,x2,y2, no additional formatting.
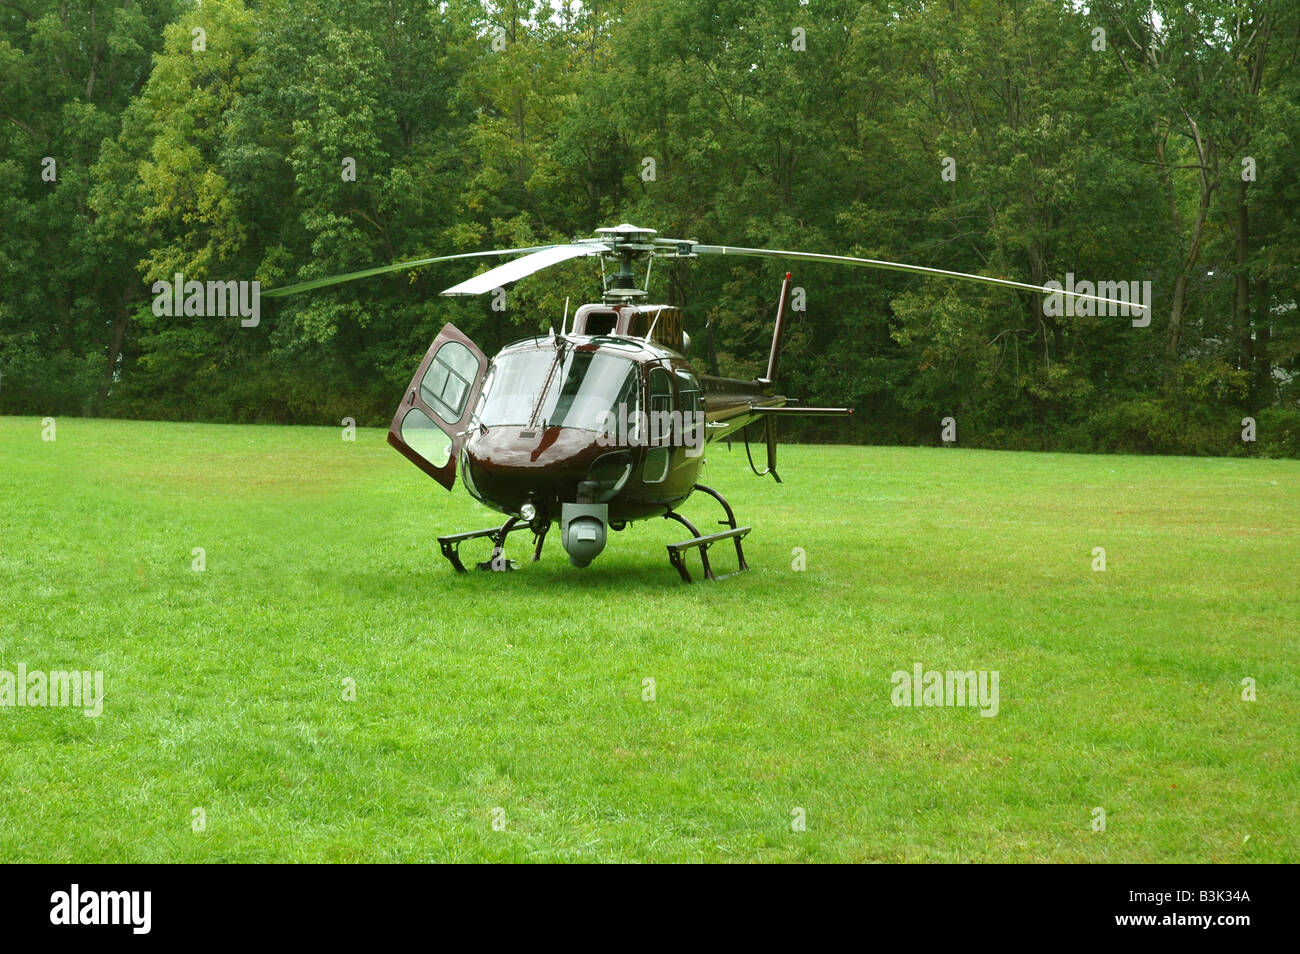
0,415,1296,863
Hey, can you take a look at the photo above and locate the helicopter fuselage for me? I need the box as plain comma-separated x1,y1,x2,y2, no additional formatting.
386,302,795,567
461,333,706,527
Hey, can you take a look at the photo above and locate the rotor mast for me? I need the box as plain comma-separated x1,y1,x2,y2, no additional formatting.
594,224,657,303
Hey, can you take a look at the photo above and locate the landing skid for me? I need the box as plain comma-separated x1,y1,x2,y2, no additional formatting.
436,482,750,581
664,483,751,583
437,516,547,573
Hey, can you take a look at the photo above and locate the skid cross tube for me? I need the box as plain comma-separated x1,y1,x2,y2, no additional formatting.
438,516,533,572
664,483,751,582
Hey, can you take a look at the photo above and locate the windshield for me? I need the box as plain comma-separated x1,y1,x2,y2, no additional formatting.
477,348,639,431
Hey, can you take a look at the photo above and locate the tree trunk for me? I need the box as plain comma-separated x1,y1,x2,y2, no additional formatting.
96,292,134,410
1253,275,1272,410
1234,177,1252,375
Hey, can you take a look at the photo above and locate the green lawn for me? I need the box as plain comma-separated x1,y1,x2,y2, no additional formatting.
0,415,1296,862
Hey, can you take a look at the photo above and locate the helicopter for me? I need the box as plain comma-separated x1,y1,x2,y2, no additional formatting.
264,223,1131,581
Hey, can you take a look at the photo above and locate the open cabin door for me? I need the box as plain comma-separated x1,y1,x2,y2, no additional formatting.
387,323,488,491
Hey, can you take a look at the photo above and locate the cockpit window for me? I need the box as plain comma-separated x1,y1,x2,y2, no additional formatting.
477,348,639,431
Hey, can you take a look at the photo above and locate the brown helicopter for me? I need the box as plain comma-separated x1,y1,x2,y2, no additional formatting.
264,223,1130,580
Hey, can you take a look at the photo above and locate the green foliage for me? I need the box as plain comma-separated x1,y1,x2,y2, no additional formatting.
1,0,1297,455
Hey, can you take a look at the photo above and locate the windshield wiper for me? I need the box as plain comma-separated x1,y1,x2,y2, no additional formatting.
523,339,567,434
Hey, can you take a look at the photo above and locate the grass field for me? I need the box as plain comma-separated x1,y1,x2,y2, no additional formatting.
0,414,1296,862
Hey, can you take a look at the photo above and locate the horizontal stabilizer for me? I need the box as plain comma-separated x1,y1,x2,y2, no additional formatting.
749,405,854,417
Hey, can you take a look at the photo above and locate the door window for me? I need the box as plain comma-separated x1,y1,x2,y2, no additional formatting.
420,340,478,423
399,406,452,468
387,324,487,491
644,367,674,482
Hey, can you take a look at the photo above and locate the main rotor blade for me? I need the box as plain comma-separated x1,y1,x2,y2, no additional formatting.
691,245,1138,309
260,245,556,298
440,243,610,296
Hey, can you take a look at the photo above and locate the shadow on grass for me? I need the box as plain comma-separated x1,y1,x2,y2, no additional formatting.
314,538,772,601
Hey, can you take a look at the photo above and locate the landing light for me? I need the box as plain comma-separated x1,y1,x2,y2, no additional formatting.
520,502,537,522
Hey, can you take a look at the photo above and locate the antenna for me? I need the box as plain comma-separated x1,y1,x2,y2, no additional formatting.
644,307,665,343
561,296,570,336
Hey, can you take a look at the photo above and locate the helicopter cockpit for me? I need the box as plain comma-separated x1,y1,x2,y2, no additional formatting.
475,346,642,434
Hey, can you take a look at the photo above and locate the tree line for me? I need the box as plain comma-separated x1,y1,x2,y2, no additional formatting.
2,0,1297,455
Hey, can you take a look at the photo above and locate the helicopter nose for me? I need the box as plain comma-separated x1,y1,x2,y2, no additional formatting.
462,426,612,512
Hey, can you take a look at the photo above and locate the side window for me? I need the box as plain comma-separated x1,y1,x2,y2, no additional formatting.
644,367,674,482
420,340,478,424
469,365,495,427
674,368,702,416
648,367,673,416
674,367,703,451
617,364,642,442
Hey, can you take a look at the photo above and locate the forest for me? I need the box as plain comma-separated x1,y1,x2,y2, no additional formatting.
2,0,1297,455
